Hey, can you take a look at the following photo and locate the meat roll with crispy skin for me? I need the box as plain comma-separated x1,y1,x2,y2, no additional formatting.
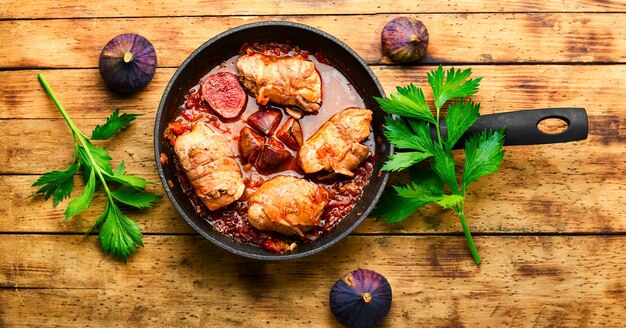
247,176,329,237
297,107,373,177
236,52,322,112
174,122,245,211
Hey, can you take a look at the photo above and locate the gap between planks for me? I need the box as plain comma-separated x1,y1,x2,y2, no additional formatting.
3,13,624,67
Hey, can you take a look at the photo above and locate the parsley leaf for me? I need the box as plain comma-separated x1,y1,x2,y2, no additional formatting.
434,195,464,209
444,99,480,150
382,117,435,172
32,162,80,207
106,160,152,189
96,199,144,262
382,152,431,172
112,187,162,209
36,73,160,262
370,189,426,223
64,169,96,221
408,165,444,194
372,66,505,265
105,173,152,189
406,119,436,154
113,160,126,176
427,65,482,110
91,108,141,140
371,169,444,223
375,84,435,123
431,144,460,195
78,140,113,175
384,116,425,150
462,128,506,192
394,182,442,202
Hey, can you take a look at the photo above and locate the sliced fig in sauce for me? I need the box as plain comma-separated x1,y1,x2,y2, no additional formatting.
247,108,282,135
201,72,247,119
276,117,303,150
239,126,265,163
256,138,291,172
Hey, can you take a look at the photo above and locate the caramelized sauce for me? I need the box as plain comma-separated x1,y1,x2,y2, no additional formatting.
166,45,374,253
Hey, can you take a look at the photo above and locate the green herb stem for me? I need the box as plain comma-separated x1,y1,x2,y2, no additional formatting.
456,204,481,265
78,136,114,200
373,67,500,264
435,106,443,148
35,74,156,261
38,74,83,139
37,73,114,200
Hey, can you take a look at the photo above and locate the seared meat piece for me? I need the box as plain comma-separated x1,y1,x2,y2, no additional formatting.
174,122,245,211
297,107,373,177
247,176,329,237
236,52,322,112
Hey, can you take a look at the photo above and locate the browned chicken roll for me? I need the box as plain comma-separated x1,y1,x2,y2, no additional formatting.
297,107,373,177
236,52,322,112
247,176,329,237
174,122,245,211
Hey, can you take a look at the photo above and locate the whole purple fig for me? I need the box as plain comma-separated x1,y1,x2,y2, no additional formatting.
329,269,392,328
381,17,429,64
99,34,157,93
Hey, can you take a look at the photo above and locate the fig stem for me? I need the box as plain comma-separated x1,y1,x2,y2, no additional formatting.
361,292,372,303
123,52,133,63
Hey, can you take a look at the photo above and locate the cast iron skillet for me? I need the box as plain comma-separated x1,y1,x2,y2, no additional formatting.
155,21,589,261
154,21,392,260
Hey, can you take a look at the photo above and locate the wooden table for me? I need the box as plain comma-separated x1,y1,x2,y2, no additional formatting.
1,1,625,326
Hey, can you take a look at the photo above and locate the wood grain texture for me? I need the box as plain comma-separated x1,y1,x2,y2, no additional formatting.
1,235,624,327
1,13,624,68
3,153,625,235
0,175,194,234
3,65,626,119
2,0,626,18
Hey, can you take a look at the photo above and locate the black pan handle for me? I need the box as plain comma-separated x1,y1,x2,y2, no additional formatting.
435,108,588,149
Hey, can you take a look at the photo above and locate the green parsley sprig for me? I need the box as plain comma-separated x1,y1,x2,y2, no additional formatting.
372,66,505,265
33,73,161,262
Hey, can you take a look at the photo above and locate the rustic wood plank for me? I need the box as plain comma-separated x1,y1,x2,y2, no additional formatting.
0,235,624,326
2,0,626,19
3,155,625,235
2,65,625,119
1,14,624,68
0,175,194,235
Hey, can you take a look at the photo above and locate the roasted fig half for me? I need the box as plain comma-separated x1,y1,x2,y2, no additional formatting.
239,126,265,163
275,117,303,150
247,108,282,136
256,137,291,172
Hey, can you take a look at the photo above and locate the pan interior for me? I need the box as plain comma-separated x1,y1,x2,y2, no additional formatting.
154,22,391,260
